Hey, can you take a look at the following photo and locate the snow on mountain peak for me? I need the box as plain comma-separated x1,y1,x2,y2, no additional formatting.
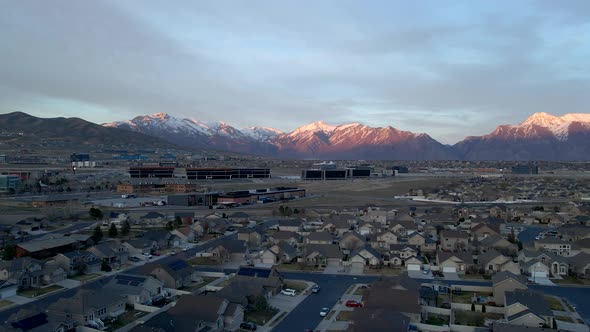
292,121,337,134
515,112,590,140
521,112,560,127
151,112,169,120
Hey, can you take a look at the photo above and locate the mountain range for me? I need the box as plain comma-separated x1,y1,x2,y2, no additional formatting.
104,111,590,160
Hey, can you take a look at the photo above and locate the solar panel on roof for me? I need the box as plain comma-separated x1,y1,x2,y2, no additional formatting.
168,260,188,271
116,280,129,285
116,275,146,283
129,281,140,286
11,313,48,330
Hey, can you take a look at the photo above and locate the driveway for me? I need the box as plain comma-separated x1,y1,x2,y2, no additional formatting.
529,276,555,286
409,270,432,279
444,272,461,281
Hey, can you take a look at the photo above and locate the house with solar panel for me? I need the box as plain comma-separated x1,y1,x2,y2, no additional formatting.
47,288,126,330
5,308,75,332
135,259,201,289
104,273,167,305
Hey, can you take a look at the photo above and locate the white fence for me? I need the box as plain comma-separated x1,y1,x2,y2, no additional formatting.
451,303,504,314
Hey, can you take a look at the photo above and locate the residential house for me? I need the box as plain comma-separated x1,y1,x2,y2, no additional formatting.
479,234,518,256
132,294,240,332
237,228,264,247
171,226,197,245
88,241,129,267
267,231,301,247
138,230,176,249
0,257,44,289
175,212,195,226
492,271,528,305
368,230,398,250
358,222,380,236
229,212,250,224
213,266,284,307
389,218,417,236
574,238,590,254
479,249,520,275
55,251,101,276
304,244,343,267
38,260,65,286
523,259,551,279
5,309,75,332
135,259,200,289
534,238,580,257
360,276,421,323
321,218,352,236
339,232,366,253
104,273,166,305
504,289,554,328
436,251,474,274
440,230,469,252
471,222,501,240
559,225,590,242
277,219,303,232
566,252,590,277
139,211,166,225
347,309,411,332
349,246,381,268
208,240,249,264
304,231,333,245
259,242,297,265
47,289,126,329
389,244,419,260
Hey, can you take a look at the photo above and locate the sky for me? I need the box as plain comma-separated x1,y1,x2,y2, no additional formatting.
1,0,589,144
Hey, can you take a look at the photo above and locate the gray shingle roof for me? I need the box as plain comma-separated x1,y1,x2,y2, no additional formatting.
505,289,552,317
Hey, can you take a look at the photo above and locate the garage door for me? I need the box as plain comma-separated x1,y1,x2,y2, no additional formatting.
532,271,547,278
351,262,364,269
443,266,457,273
407,264,421,271
262,258,275,265
327,259,341,267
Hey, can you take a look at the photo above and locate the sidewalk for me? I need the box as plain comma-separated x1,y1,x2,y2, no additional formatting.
315,283,365,332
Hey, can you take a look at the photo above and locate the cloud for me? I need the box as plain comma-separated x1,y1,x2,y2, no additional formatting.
0,0,589,144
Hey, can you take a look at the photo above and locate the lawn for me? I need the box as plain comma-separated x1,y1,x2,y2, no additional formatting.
425,313,450,326
555,316,575,323
17,285,64,298
187,257,220,266
70,273,101,282
545,296,564,311
276,263,322,272
354,288,368,296
366,267,402,276
245,307,280,325
451,292,492,304
553,276,590,286
336,310,355,321
104,309,148,331
453,310,503,327
283,280,308,293
0,299,13,309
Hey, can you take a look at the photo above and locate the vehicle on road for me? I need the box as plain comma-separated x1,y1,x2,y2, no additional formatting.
423,269,430,275
183,246,191,252
170,250,177,256
312,285,320,293
345,300,363,307
240,322,257,331
281,288,296,296
320,307,329,317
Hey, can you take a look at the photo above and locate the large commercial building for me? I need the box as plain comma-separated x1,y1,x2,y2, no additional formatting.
70,153,90,162
301,165,374,180
129,167,271,180
186,168,270,180
511,165,539,175
167,187,305,206
0,175,20,193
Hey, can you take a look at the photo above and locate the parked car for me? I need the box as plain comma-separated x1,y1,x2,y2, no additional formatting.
345,300,363,307
281,289,296,296
320,307,329,317
152,252,161,256
183,246,191,252
422,269,430,275
129,256,140,262
240,322,257,331
170,250,177,256
312,285,320,293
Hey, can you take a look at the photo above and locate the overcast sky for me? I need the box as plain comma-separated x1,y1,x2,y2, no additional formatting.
1,0,589,143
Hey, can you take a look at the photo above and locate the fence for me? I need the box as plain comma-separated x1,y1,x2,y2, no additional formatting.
451,303,504,314
133,303,160,313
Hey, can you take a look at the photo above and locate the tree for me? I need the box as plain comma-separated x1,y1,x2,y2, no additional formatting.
2,246,16,260
293,208,299,214
173,216,183,229
89,207,103,220
92,225,103,243
471,303,476,311
166,221,174,231
121,220,130,237
108,223,118,237
253,295,269,312
482,304,486,313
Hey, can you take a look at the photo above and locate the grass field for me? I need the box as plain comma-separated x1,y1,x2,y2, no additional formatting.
336,310,355,321
0,299,13,309
453,310,503,327
545,296,564,311
17,285,64,298
245,307,280,325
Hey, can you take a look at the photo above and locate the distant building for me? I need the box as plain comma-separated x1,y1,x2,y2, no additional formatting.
70,153,90,162
301,165,373,180
129,167,271,180
0,175,20,193
129,166,175,178
392,166,409,173
511,165,539,175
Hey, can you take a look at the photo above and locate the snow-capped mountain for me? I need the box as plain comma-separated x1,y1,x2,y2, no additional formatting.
104,114,455,159
241,127,284,141
454,112,590,160
105,111,590,160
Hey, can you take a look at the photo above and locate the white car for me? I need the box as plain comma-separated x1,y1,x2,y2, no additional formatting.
281,288,296,296
320,307,329,317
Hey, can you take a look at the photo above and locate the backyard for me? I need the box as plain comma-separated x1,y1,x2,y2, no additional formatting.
245,307,279,325
424,313,450,326
70,273,101,282
104,308,148,331
188,256,219,266
453,310,503,327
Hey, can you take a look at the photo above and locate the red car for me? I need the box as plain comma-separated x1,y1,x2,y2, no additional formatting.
345,300,363,308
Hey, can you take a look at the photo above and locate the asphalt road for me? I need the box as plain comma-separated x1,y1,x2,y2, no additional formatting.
517,226,546,245
27,221,97,241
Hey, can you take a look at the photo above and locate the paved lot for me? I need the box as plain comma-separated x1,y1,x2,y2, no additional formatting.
443,272,461,280
529,276,555,286
409,270,432,279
